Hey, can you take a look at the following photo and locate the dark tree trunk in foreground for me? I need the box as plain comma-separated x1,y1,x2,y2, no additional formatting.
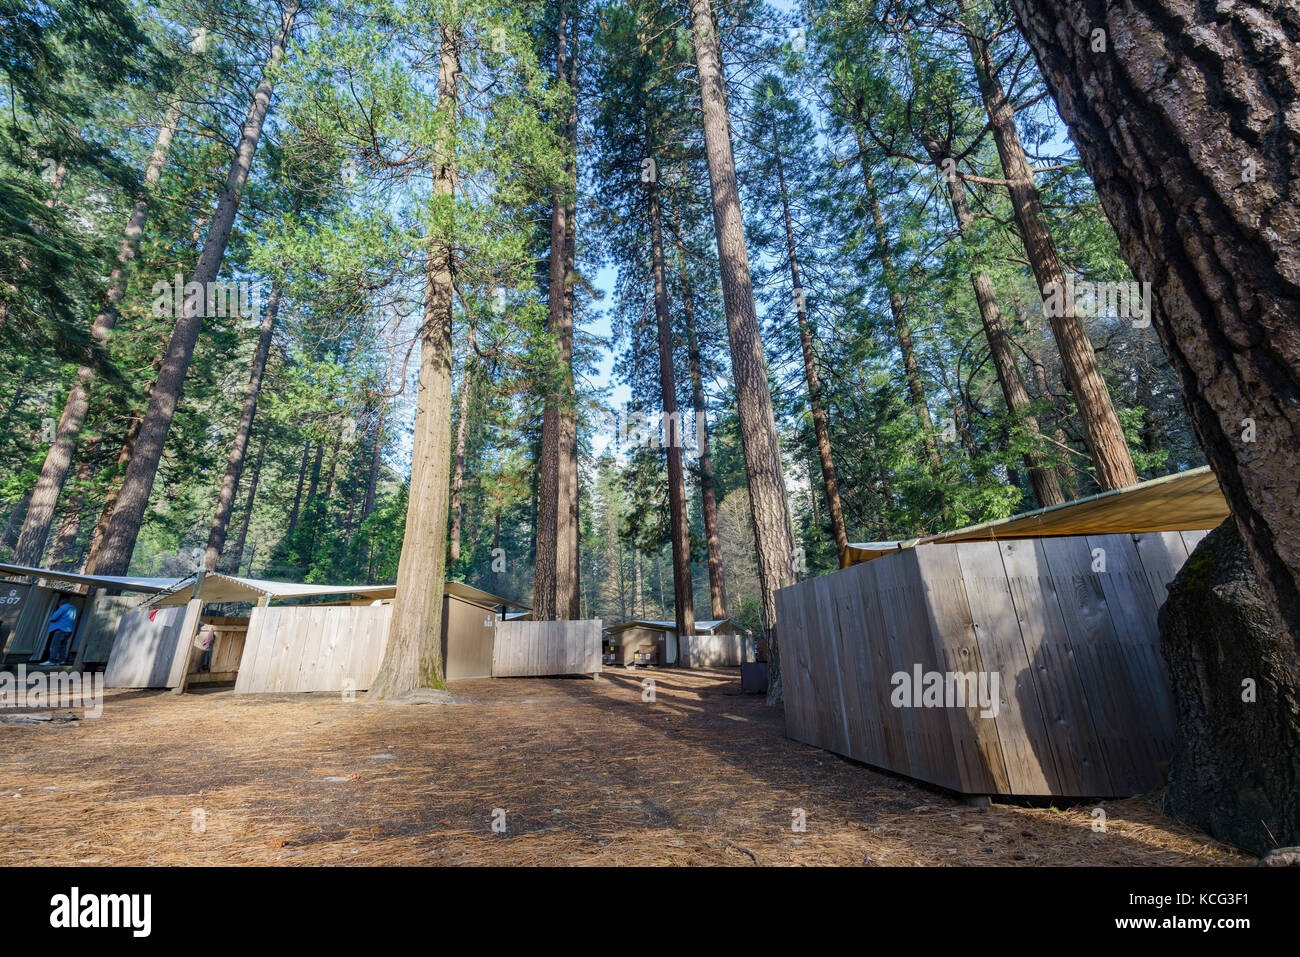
773,119,849,562
681,258,728,620
690,0,797,701
648,177,696,658
12,97,183,567
1159,521,1299,853
362,403,385,522
370,22,459,697
923,137,1067,508
963,2,1138,492
88,1,301,576
1011,0,1300,854
1010,0,1300,648
204,283,282,569
284,441,311,543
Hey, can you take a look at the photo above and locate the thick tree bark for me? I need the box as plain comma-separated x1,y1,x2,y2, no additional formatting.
369,21,459,697
227,432,265,574
680,258,728,620
13,97,183,567
922,138,1067,508
559,5,581,621
962,3,1138,492
773,119,849,562
1011,0,1300,642
204,283,281,569
1159,520,1299,853
88,1,301,576
689,0,797,701
648,178,696,659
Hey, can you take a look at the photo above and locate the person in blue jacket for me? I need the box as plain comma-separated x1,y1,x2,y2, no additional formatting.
36,599,77,667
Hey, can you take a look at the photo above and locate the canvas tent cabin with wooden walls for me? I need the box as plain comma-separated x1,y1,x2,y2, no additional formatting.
603,618,751,668
777,467,1230,800
0,562,178,672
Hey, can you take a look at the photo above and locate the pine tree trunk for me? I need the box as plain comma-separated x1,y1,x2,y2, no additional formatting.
962,3,1138,492
1,491,31,555
284,441,311,544
648,178,696,657
448,330,474,562
12,97,183,567
689,0,796,701
558,2,582,621
773,121,849,561
369,21,459,697
1009,0,1300,642
855,135,942,470
923,138,1067,508
48,437,100,568
363,403,385,521
228,433,265,574
82,408,144,573
681,260,729,620
88,1,300,576
204,283,281,569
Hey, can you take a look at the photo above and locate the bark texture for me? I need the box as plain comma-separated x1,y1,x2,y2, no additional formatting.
690,0,797,702
369,21,459,697
1159,520,1299,855
204,283,281,569
963,2,1138,491
88,1,300,576
648,178,696,658
1010,0,1300,644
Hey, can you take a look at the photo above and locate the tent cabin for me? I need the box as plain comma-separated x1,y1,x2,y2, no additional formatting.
778,466,1230,799
109,572,531,692
603,618,750,668
0,562,178,671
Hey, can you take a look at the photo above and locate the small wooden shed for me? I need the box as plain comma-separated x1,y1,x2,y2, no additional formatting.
779,467,1229,799
604,618,749,668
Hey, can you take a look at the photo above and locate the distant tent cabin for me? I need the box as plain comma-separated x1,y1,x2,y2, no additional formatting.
107,573,536,692
0,562,176,672
778,466,1230,799
603,618,751,668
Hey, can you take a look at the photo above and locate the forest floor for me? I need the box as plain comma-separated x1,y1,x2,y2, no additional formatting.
0,668,1246,866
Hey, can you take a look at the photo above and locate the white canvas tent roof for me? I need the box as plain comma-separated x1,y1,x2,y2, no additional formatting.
444,580,530,610
147,571,398,607
844,465,1229,567
0,562,180,594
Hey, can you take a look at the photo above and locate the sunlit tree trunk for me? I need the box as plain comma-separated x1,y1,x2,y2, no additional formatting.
689,0,797,700
88,1,301,575
370,20,459,697
13,96,183,567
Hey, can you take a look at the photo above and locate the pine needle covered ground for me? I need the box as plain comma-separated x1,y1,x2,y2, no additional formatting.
0,669,1245,866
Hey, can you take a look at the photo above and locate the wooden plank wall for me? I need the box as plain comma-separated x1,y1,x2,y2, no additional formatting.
679,632,747,668
776,531,1207,798
103,607,187,688
492,620,602,677
234,603,392,693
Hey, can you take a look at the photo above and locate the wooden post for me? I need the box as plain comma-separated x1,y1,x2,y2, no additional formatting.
167,571,206,693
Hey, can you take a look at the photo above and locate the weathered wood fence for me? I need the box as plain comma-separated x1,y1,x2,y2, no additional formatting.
492,620,602,677
104,606,187,688
776,531,1208,798
679,632,748,668
234,604,392,693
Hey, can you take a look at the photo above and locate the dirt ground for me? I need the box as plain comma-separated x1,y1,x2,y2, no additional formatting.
0,667,1246,866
